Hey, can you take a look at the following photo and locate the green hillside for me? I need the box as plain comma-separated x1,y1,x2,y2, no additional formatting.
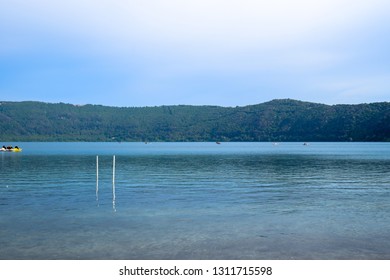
0,99,389,141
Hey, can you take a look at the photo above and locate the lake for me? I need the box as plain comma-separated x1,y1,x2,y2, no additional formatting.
1,142,389,259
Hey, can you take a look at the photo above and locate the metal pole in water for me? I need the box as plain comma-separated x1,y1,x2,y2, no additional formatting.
96,155,99,204
113,155,116,187
112,155,116,212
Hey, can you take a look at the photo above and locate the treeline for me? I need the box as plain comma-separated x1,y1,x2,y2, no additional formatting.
0,99,389,141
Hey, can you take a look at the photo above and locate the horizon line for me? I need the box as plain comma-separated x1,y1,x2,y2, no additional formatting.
1,98,389,109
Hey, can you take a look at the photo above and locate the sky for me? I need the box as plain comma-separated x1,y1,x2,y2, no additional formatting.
1,0,390,107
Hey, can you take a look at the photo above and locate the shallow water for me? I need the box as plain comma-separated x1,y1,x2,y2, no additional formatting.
1,142,389,259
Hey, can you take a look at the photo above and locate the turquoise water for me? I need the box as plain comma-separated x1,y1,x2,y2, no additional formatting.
1,142,389,259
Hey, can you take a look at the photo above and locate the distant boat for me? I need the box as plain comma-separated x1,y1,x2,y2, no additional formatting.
216,142,221,144
303,142,309,146
1,146,22,152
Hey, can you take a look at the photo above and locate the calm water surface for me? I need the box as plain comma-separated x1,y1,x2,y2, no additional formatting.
0,142,389,259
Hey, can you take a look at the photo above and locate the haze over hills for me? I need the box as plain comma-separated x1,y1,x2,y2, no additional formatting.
0,99,389,142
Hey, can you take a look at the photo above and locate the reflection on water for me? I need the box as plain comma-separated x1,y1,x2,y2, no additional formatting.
95,155,116,212
0,142,390,259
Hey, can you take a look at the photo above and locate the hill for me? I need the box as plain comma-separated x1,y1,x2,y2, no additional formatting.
0,99,389,141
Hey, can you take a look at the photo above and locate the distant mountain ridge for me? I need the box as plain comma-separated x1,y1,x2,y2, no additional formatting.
0,99,389,141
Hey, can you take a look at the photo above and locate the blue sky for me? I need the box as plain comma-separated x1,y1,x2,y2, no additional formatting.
1,0,390,107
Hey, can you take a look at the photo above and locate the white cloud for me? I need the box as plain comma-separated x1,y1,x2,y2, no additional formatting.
3,0,389,53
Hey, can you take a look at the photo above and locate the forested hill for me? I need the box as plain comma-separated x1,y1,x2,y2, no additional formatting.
0,99,389,142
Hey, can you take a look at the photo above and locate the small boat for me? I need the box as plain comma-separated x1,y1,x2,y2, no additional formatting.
216,142,221,144
1,146,22,152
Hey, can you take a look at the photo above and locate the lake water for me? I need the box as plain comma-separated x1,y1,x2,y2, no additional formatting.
1,142,389,259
